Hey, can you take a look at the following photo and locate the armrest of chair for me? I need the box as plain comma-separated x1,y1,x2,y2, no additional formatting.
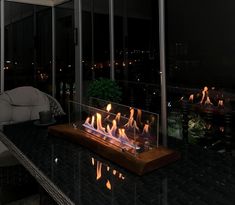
43,93,66,117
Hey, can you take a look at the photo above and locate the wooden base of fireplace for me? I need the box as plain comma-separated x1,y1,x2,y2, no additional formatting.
48,124,180,175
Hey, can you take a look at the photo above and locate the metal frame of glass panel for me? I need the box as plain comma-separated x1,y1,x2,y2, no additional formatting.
1,0,4,93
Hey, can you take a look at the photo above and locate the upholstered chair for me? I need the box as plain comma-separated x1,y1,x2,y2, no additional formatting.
0,86,65,204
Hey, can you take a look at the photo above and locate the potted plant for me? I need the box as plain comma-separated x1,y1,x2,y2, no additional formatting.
188,113,206,144
87,78,122,103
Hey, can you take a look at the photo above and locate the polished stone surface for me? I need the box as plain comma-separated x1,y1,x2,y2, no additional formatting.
2,121,235,205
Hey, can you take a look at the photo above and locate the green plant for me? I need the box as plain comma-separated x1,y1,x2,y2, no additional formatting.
188,114,206,143
87,78,122,103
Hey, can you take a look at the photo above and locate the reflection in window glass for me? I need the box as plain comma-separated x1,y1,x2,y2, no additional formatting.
35,8,52,93
55,1,74,108
4,2,51,94
82,0,110,82
166,1,235,150
114,0,160,112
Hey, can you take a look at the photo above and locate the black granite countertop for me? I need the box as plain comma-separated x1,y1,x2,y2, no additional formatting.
1,121,235,205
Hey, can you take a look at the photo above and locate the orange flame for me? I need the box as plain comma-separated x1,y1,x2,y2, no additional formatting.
96,113,105,132
85,117,90,124
105,104,112,120
85,116,95,127
124,108,139,131
142,124,149,134
124,117,134,127
123,108,134,128
190,86,227,107
189,94,194,102
206,123,212,130
91,115,95,127
219,126,224,132
107,120,117,136
218,100,223,107
106,104,112,112
96,161,102,180
115,112,121,123
91,157,125,190
106,180,112,190
137,109,142,126
200,86,209,104
130,108,134,118
205,96,212,105
91,157,95,166
118,128,130,141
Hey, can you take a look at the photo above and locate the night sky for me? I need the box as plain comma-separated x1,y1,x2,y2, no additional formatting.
166,0,235,89
3,0,235,91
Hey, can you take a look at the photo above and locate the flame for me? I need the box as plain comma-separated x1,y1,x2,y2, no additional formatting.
105,104,112,120
96,113,105,132
118,128,130,142
91,115,95,127
189,94,194,102
85,117,90,124
200,86,209,104
133,121,138,131
218,100,223,107
189,86,227,107
125,117,134,127
115,112,121,123
130,108,134,118
219,126,224,132
206,124,212,130
96,161,102,180
106,104,112,112
142,124,149,134
124,108,139,131
85,116,95,127
107,120,117,136
205,96,212,105
91,158,125,191
106,180,112,190
106,125,111,135
137,109,142,125
123,108,134,128
91,157,95,166
83,105,142,150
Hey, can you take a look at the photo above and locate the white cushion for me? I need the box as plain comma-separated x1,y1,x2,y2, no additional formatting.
0,86,50,124
0,92,11,103
6,86,49,106
12,106,31,122
0,99,12,123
